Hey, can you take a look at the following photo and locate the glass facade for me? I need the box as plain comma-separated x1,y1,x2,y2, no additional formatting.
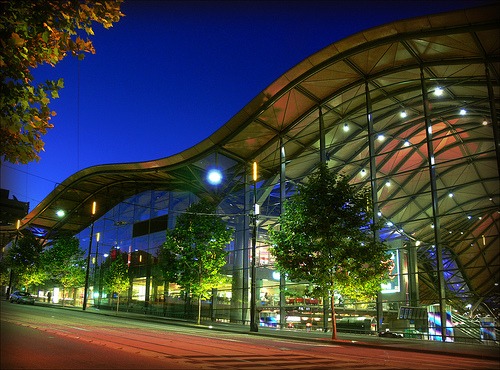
4,7,497,344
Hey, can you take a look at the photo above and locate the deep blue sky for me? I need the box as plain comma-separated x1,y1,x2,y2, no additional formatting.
1,0,492,212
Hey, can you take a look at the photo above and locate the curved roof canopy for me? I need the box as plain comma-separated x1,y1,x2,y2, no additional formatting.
5,5,499,313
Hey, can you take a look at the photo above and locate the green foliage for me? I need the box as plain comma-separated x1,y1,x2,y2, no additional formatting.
102,257,130,312
103,258,130,296
269,164,391,302
4,231,46,290
41,235,85,290
161,199,233,301
0,0,123,164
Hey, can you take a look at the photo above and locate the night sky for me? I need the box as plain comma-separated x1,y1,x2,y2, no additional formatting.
1,0,492,212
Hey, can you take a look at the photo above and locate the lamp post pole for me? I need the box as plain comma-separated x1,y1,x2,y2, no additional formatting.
250,162,259,332
83,201,96,311
92,233,100,308
6,220,21,299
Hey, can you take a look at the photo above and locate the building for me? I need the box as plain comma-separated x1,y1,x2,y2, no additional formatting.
3,4,499,341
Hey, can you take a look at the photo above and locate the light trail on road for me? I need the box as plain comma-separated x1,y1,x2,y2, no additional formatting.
2,302,498,369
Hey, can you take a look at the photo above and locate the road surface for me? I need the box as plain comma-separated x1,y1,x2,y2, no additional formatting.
1,300,498,369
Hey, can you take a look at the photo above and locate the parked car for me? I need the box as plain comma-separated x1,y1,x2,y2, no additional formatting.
378,330,403,338
9,291,35,305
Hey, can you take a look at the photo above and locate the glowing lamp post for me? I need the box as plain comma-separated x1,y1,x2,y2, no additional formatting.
83,201,96,310
250,161,259,332
7,220,21,299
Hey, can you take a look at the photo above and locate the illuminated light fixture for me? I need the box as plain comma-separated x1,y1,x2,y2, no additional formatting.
207,169,223,185
386,221,393,227
377,134,385,141
385,180,391,187
431,224,435,229
482,118,488,126
377,211,382,217
415,240,421,246
400,110,407,118
467,215,472,220
459,108,467,116
434,86,443,96
91,201,97,216
343,122,349,132
360,168,367,177
56,209,65,217
253,161,258,182
403,140,411,147
448,192,454,198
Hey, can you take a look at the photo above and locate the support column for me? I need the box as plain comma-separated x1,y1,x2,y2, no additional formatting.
408,242,420,307
365,82,383,331
420,68,447,342
279,137,287,329
319,107,330,332
243,170,251,326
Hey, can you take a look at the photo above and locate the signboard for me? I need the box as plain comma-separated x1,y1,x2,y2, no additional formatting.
381,250,400,293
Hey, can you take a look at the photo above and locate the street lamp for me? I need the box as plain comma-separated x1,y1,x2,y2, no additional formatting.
92,232,101,308
250,162,259,332
83,201,96,310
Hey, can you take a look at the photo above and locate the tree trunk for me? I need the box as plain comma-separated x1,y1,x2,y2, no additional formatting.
163,281,169,317
331,293,337,340
116,294,120,313
197,295,201,325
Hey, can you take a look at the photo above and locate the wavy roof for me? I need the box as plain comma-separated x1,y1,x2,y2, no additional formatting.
5,4,499,313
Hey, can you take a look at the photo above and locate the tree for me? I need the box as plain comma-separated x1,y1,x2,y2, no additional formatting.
157,242,180,314
268,164,392,339
161,199,233,324
0,0,124,164
4,231,45,293
102,257,130,312
41,235,85,306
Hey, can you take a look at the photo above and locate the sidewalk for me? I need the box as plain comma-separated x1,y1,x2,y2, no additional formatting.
43,302,500,361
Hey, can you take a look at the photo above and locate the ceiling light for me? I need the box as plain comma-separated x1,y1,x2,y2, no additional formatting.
56,209,65,217
360,168,367,177
448,192,454,198
434,87,443,96
377,134,385,141
207,169,223,185
403,140,410,147
482,118,488,126
343,122,349,132
400,110,407,118
460,108,467,115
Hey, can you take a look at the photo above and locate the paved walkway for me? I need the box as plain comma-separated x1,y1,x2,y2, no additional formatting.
41,302,499,361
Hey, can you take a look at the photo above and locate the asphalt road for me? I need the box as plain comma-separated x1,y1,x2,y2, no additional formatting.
1,300,498,369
